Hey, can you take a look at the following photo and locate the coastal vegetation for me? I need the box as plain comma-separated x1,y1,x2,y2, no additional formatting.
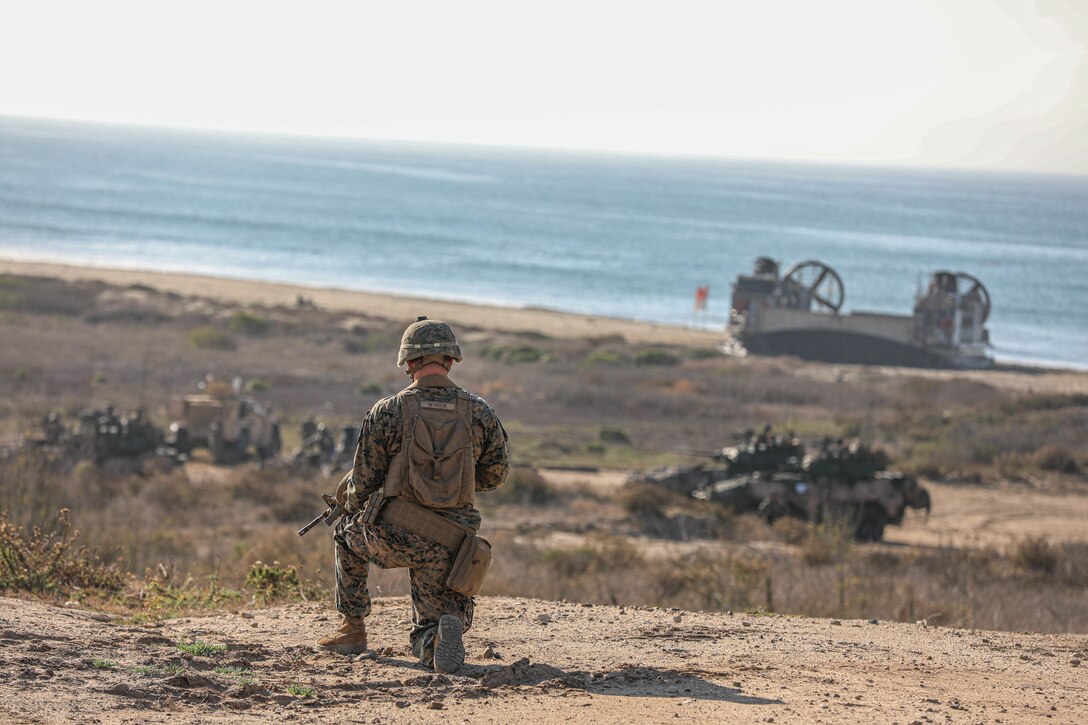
0,273,1085,633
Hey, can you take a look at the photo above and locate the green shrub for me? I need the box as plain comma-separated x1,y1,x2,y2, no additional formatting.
357,381,384,397
13,367,29,382
0,290,24,310
228,311,270,336
176,640,227,657
188,327,236,351
91,658,118,669
288,683,316,698
599,428,632,445
582,350,626,367
245,560,301,601
635,349,680,366
481,344,544,364
244,378,269,393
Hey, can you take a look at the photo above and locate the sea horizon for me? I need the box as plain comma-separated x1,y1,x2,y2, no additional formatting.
2,116,1086,369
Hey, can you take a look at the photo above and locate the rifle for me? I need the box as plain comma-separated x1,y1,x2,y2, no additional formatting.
298,493,344,536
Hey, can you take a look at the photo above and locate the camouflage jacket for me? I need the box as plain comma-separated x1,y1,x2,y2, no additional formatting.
345,374,509,529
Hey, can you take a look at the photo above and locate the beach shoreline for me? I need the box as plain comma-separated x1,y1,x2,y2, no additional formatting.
0,258,726,347
3,257,1086,379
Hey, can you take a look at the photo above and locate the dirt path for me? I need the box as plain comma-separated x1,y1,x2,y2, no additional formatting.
2,592,1088,722
1,595,1084,724
888,481,1088,548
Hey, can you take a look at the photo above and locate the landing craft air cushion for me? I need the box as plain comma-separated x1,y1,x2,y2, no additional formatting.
726,257,993,368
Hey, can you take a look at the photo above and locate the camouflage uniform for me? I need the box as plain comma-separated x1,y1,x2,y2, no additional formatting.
334,373,509,661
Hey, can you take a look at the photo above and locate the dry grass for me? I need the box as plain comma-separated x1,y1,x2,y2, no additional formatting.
0,274,1086,632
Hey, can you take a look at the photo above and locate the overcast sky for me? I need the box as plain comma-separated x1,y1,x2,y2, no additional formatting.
1,0,1086,173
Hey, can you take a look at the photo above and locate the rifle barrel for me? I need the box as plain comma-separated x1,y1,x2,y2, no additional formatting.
298,508,331,537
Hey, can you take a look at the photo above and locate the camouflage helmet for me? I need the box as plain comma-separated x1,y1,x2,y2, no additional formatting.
397,317,463,367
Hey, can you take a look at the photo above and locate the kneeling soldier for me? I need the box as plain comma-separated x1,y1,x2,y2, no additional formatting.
317,317,509,673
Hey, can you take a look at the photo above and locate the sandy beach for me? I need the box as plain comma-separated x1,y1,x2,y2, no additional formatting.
4,257,1087,396
0,259,725,347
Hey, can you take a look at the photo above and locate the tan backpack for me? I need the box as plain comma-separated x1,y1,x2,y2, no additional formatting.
383,389,476,509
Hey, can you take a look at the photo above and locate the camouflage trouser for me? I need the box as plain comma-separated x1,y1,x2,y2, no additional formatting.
334,512,473,659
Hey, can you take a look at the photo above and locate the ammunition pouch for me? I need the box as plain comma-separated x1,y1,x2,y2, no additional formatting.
377,497,491,597
446,534,492,597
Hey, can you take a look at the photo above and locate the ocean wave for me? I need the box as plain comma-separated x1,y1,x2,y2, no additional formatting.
254,154,495,184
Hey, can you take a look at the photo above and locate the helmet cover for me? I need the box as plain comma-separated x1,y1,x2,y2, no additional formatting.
397,317,463,367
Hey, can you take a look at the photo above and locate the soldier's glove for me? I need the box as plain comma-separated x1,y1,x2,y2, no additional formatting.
335,471,352,508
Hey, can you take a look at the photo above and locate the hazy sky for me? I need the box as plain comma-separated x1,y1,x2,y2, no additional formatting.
2,0,1086,173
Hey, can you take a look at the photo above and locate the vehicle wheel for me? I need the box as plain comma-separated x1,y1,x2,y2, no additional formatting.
855,503,886,542
208,421,227,464
171,424,191,455
758,498,787,526
266,422,282,458
236,428,251,461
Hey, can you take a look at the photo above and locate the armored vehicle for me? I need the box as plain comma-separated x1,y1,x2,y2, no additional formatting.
629,425,804,495
727,257,992,368
27,406,167,463
168,376,281,464
693,439,930,541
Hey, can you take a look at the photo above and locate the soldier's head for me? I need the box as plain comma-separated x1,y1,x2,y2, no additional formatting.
398,317,463,378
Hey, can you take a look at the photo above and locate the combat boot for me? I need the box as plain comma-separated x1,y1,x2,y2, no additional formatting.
432,614,465,674
315,615,368,655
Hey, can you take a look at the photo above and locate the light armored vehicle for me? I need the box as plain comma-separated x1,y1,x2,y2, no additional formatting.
629,425,804,495
693,440,931,541
168,377,281,464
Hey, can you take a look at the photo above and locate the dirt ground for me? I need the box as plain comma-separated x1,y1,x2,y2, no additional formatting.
2,265,1087,722
1,595,1085,725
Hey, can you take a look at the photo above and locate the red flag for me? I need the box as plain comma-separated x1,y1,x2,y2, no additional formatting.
694,285,709,311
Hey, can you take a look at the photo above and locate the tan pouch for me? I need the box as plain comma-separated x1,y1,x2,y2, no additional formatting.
445,535,492,597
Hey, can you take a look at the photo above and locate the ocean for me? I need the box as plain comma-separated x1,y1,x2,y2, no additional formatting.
1,117,1086,368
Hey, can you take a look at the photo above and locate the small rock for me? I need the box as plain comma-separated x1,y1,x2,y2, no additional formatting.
482,646,497,659
428,701,444,710
1071,659,1081,667
868,618,879,625
241,612,254,619
395,701,409,709
535,613,552,624
742,621,751,627
673,615,683,624
830,620,842,626
819,702,829,709
64,601,80,609
732,681,742,688
354,650,377,661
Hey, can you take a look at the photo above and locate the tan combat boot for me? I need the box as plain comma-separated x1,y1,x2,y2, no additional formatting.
315,615,368,655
